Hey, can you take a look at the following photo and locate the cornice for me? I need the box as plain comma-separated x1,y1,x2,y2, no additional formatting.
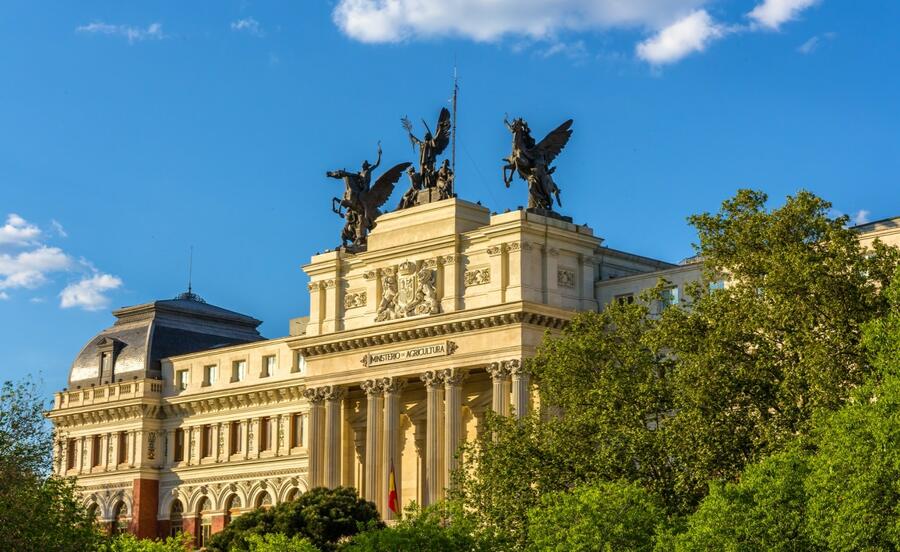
289,302,570,359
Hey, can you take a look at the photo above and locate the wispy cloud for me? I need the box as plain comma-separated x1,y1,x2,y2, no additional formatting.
853,209,871,226
0,213,41,246
50,219,67,238
0,213,123,310
76,21,165,44
231,17,264,37
636,10,725,65
60,273,123,311
749,0,819,30
797,31,835,54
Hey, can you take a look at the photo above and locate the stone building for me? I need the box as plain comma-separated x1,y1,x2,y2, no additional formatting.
47,200,899,546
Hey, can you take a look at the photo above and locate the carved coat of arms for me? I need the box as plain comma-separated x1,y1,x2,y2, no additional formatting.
375,261,440,321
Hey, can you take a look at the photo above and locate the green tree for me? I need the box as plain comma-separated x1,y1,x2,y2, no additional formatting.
341,502,488,552
805,375,900,550
207,486,381,552
658,189,899,501
527,480,666,552
673,448,815,552
0,378,103,551
862,267,900,377
454,298,674,548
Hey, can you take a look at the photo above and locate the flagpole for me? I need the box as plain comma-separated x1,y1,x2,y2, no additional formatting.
451,65,458,175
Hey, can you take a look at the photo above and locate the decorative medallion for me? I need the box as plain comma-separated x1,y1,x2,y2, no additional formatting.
557,267,576,288
375,261,441,321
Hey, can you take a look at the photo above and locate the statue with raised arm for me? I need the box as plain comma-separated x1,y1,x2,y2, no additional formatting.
397,107,452,208
326,143,411,252
502,116,573,213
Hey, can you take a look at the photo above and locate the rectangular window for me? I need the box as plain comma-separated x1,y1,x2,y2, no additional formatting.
101,353,111,375
262,355,276,378
201,425,213,458
117,431,127,464
91,435,101,467
709,280,725,292
615,293,634,306
176,369,189,391
231,360,247,383
174,428,184,462
203,365,218,386
66,438,76,470
230,421,242,455
259,417,271,451
659,286,680,312
293,352,307,374
291,414,305,448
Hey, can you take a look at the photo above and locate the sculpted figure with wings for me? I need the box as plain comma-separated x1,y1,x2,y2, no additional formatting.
398,107,453,208
326,143,411,252
502,117,573,211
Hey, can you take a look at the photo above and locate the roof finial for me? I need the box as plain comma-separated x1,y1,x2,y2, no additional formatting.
174,245,205,303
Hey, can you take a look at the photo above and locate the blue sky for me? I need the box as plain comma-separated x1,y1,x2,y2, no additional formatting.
1,1,898,398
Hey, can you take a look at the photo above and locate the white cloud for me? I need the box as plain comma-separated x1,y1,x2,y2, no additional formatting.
0,213,41,246
0,246,72,290
853,209,871,226
797,31,835,54
748,0,819,30
636,10,725,65
0,291,8,300
60,273,123,311
76,21,165,44
231,17,264,36
332,0,707,43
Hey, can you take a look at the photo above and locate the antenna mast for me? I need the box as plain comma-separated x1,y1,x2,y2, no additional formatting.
451,65,458,174
187,245,193,295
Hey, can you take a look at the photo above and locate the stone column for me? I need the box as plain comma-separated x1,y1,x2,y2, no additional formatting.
186,427,195,466
488,362,512,416
362,379,383,504
509,360,530,419
212,423,221,462
165,429,175,467
241,420,249,460
421,371,444,505
77,436,85,474
304,388,326,489
99,434,108,471
323,386,346,489
381,377,405,520
442,369,466,488
129,430,137,468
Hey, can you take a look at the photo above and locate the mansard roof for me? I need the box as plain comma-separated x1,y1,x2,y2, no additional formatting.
67,294,263,388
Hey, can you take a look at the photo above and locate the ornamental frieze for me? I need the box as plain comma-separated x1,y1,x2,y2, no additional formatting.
464,267,490,287
344,290,367,310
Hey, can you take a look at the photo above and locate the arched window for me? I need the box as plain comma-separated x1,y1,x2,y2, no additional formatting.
112,501,128,535
197,497,213,548
255,491,272,510
87,502,100,523
285,488,299,502
169,499,183,537
224,494,241,527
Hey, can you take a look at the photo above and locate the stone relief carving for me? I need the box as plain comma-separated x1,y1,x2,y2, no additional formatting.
147,432,156,460
557,267,576,288
375,261,441,321
344,290,367,310
464,267,490,287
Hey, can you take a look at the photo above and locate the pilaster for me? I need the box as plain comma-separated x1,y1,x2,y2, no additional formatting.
421,370,444,505
304,388,326,488
323,385,346,488
443,369,466,489
362,379,383,504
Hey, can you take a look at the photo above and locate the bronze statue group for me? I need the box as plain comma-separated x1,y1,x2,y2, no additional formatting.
326,108,573,253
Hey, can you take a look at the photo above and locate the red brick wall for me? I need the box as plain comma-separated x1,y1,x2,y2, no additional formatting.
182,516,199,548
211,514,226,535
130,478,159,539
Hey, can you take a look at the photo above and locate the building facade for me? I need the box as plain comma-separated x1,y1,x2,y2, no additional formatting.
48,200,899,546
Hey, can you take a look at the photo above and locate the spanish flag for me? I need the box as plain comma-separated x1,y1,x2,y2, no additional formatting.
387,460,399,514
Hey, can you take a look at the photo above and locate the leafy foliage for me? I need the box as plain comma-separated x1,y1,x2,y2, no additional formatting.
674,448,814,551
244,533,319,552
0,378,104,551
206,486,381,552
97,533,192,552
527,480,666,552
341,502,490,552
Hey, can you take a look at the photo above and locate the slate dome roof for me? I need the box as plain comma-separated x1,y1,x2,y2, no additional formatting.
67,293,263,387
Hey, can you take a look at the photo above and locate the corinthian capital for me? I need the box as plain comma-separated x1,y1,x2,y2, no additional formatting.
361,379,383,397
420,370,444,388
380,377,406,395
488,362,510,380
320,385,346,402
441,368,467,387
303,387,325,404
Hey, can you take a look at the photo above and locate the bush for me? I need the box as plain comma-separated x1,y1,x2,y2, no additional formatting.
207,486,381,552
97,532,192,551
244,533,318,552
342,502,488,552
